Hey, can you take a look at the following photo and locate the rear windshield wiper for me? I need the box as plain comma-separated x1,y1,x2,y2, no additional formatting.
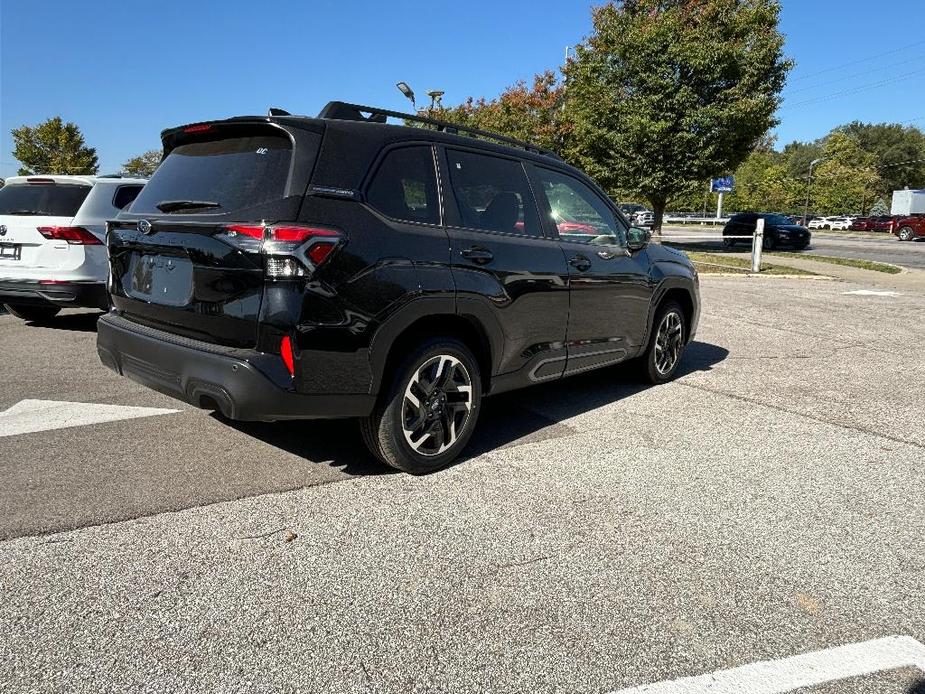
155,200,222,213
2,209,55,216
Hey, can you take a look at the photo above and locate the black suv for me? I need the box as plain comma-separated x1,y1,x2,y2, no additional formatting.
723,212,811,250
97,102,700,473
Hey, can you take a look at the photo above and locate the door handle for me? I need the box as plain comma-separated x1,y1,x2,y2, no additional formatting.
569,254,592,272
461,246,494,264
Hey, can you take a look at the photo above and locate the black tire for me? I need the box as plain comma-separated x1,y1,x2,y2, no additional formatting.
898,227,915,242
2,304,61,323
762,233,776,251
361,338,482,474
722,237,735,248
637,301,687,385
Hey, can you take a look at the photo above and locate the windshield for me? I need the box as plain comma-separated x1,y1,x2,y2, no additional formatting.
764,214,794,225
129,134,292,215
0,183,91,216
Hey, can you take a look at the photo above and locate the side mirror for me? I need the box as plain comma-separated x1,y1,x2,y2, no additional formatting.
626,226,651,252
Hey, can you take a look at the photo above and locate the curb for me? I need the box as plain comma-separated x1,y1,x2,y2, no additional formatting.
698,273,838,280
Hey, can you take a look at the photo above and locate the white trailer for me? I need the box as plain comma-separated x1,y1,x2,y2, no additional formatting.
890,189,925,216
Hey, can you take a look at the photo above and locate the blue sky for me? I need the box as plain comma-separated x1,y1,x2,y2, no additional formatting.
2,0,924,177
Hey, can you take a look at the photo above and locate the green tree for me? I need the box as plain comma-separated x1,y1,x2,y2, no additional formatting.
835,121,925,198
811,132,881,215
781,140,825,181
11,116,98,175
122,150,162,177
427,71,569,153
562,0,791,231
869,198,889,216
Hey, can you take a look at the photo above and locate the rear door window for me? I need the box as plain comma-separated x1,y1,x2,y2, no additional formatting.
129,134,293,215
445,149,542,237
365,146,439,224
112,185,144,210
0,183,91,216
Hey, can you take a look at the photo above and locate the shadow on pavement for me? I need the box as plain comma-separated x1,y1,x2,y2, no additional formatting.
18,311,103,333
229,340,729,474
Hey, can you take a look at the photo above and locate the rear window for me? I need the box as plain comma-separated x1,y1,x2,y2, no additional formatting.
129,134,292,215
0,183,91,216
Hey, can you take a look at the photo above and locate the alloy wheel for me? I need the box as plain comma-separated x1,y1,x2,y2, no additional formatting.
654,311,684,376
401,355,473,457
899,227,914,241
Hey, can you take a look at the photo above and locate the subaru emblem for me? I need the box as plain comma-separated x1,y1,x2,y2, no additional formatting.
137,219,152,234
0,224,7,237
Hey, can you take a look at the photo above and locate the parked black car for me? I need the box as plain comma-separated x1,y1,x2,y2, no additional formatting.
722,213,811,250
97,102,700,473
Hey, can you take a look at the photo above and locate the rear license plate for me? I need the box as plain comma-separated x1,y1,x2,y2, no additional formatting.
0,243,21,260
127,254,194,306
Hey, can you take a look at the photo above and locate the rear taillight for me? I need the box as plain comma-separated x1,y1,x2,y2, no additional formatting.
219,223,343,279
37,226,101,245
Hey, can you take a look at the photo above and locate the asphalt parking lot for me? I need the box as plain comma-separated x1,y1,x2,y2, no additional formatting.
2,273,924,693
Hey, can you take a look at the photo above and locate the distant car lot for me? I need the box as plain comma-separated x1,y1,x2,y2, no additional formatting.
2,274,925,693
662,224,925,270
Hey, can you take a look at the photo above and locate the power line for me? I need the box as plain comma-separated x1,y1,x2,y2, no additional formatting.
780,67,925,110
788,38,925,83
783,53,925,96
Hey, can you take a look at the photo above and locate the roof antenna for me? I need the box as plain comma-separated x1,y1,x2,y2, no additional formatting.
268,107,291,116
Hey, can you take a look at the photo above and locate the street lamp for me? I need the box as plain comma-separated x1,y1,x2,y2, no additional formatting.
803,158,823,226
396,82,416,111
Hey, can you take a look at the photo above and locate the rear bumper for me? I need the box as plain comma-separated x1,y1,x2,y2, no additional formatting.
0,279,109,309
96,313,375,421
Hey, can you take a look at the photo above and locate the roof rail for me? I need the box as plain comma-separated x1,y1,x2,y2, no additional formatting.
317,101,562,160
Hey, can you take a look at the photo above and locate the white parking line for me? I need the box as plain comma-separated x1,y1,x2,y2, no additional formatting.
0,399,180,438
843,290,901,297
608,636,925,694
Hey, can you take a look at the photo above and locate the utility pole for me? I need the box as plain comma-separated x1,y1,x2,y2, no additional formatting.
803,158,823,225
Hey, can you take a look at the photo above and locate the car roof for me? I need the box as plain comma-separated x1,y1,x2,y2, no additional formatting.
2,175,148,186
163,105,592,188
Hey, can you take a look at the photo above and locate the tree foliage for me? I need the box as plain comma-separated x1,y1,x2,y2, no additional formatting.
834,121,925,197
122,150,162,178
11,117,98,176
810,132,881,215
426,71,569,153
561,0,791,230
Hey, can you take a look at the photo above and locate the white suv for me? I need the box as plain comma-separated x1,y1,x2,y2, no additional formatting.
0,175,146,321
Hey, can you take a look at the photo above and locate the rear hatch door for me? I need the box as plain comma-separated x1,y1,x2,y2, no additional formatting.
0,179,92,270
109,121,321,348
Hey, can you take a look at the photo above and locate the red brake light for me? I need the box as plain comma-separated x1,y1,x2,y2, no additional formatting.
37,226,101,245
183,124,213,134
224,224,265,239
271,226,339,243
280,336,295,377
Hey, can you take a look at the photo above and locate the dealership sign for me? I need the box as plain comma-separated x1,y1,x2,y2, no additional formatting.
711,176,734,193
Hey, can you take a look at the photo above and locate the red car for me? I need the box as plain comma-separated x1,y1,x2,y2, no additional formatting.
893,215,925,241
849,217,874,231
870,216,898,233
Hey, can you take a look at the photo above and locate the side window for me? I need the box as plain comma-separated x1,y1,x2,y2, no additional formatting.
534,167,625,246
445,149,542,237
366,146,439,224
112,185,143,210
